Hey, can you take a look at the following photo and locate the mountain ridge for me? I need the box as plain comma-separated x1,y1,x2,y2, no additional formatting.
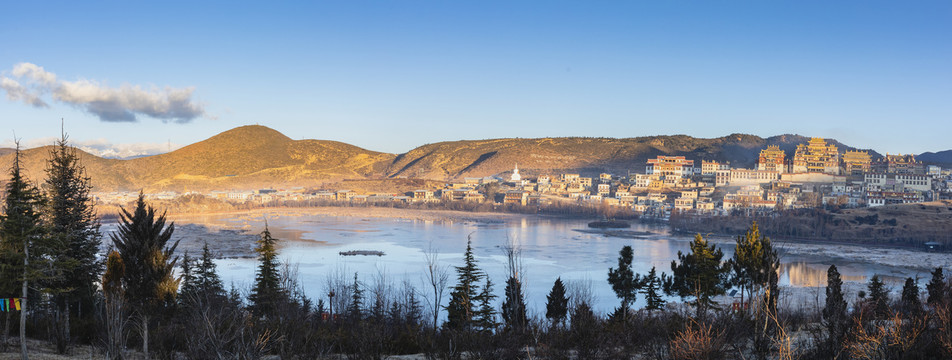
0,125,942,192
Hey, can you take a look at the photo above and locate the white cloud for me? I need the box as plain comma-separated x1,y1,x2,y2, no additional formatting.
0,77,49,107
0,62,207,123
1,137,182,159
12,63,57,86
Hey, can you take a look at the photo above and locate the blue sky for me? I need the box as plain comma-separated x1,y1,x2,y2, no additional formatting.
1,1,949,157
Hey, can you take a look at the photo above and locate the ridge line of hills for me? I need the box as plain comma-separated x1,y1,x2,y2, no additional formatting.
0,125,946,192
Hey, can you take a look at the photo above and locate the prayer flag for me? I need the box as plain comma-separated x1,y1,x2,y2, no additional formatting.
0,299,5,311
14,298,20,311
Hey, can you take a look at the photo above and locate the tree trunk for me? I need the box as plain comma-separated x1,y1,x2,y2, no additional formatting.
20,242,28,360
142,314,149,359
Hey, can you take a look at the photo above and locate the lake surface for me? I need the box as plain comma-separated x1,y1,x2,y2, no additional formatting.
163,213,920,316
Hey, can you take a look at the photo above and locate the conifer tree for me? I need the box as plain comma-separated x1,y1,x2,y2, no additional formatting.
475,276,497,332
927,267,946,306
664,234,730,314
501,276,527,333
0,144,44,358
347,272,363,322
608,245,643,321
43,133,103,352
195,242,225,300
178,252,198,303
867,275,890,319
545,277,569,327
248,225,285,318
445,238,483,330
102,251,126,360
111,193,180,357
900,277,922,317
823,265,848,356
730,222,779,310
640,266,666,312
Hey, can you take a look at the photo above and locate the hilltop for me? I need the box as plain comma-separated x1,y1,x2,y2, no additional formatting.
0,125,934,192
0,126,394,192
385,134,880,179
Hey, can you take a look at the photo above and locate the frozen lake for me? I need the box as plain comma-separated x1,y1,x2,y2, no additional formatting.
164,212,920,316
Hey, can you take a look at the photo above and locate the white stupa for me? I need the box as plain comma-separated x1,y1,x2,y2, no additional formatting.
510,164,521,182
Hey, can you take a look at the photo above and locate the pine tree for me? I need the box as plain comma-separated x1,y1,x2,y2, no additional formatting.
640,267,666,312
43,133,104,353
823,265,848,356
607,245,643,321
248,225,285,318
900,277,922,317
501,276,527,333
445,238,483,330
730,222,779,310
867,275,890,319
545,277,569,327
178,252,198,303
102,251,126,360
111,193,180,356
664,234,730,314
196,242,225,301
0,144,45,358
475,276,497,332
347,272,363,322
927,267,946,306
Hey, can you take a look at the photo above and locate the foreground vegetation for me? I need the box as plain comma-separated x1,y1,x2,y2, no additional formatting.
3,138,952,359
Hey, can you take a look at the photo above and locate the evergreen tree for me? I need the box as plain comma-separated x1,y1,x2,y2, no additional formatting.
445,239,483,330
545,277,569,327
102,250,126,360
347,272,363,321
501,276,527,333
178,252,198,303
664,234,730,313
195,242,225,301
607,245,643,321
640,266,666,312
927,267,946,306
0,144,45,358
900,277,922,317
823,265,848,355
43,133,104,352
867,275,890,318
111,193,180,356
475,276,497,332
248,225,285,317
730,222,779,310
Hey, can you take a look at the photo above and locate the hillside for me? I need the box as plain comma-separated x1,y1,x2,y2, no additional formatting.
918,150,952,167
386,134,879,180
0,126,395,192
0,126,906,192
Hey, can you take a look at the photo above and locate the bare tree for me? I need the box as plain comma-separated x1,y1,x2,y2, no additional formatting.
324,264,352,320
422,244,449,330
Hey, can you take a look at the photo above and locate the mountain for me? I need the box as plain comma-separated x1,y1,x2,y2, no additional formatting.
386,134,880,179
0,125,898,192
0,126,394,192
918,150,952,167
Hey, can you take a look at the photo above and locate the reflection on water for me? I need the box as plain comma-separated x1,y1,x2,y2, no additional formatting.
175,213,921,314
782,262,867,287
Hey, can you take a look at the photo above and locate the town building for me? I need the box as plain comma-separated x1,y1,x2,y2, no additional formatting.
792,138,840,174
646,156,695,178
864,173,932,192
842,150,872,176
874,154,925,174
757,146,786,173
701,160,731,175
